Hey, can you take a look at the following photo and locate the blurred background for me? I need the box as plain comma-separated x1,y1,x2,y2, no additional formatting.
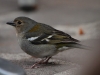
0,0,100,75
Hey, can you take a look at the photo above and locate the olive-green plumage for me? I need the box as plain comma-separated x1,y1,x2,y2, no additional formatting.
6,16,85,68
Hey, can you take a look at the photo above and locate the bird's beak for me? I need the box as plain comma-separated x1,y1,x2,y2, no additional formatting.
6,21,16,26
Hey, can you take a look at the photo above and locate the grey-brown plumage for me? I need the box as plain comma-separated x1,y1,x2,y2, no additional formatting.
6,16,85,68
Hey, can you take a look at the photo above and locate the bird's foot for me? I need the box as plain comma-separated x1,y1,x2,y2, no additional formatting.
29,57,52,69
30,64,41,69
30,58,46,69
24,65,41,69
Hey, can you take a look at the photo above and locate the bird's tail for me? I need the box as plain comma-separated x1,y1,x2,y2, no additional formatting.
66,42,90,50
73,43,90,50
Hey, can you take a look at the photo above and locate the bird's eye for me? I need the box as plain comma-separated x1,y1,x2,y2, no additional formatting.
17,21,22,24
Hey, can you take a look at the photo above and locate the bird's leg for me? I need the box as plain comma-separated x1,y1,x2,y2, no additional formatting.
30,57,52,68
42,57,52,64
30,58,46,68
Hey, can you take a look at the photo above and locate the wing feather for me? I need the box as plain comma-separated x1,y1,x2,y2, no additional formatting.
27,29,79,45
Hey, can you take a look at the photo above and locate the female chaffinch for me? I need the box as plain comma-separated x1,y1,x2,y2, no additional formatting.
7,17,86,68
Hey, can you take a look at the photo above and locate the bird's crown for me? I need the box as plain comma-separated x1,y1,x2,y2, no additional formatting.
7,17,37,33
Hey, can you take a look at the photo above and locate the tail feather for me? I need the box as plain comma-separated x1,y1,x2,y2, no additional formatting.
72,43,90,50
66,42,90,50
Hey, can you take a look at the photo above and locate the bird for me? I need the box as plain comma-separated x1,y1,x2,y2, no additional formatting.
6,17,86,68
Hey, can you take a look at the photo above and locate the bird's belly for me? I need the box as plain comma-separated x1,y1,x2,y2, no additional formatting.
19,39,57,58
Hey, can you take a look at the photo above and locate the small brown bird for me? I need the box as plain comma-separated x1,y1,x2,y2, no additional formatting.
7,17,85,68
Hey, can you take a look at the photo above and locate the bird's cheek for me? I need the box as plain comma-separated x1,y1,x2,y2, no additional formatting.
15,27,21,33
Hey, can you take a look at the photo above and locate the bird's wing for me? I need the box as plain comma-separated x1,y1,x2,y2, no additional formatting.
49,29,79,43
27,29,79,45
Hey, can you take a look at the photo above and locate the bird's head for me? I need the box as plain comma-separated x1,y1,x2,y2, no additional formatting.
6,17,37,33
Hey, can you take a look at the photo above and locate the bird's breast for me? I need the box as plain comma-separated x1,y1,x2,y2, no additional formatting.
18,38,57,58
